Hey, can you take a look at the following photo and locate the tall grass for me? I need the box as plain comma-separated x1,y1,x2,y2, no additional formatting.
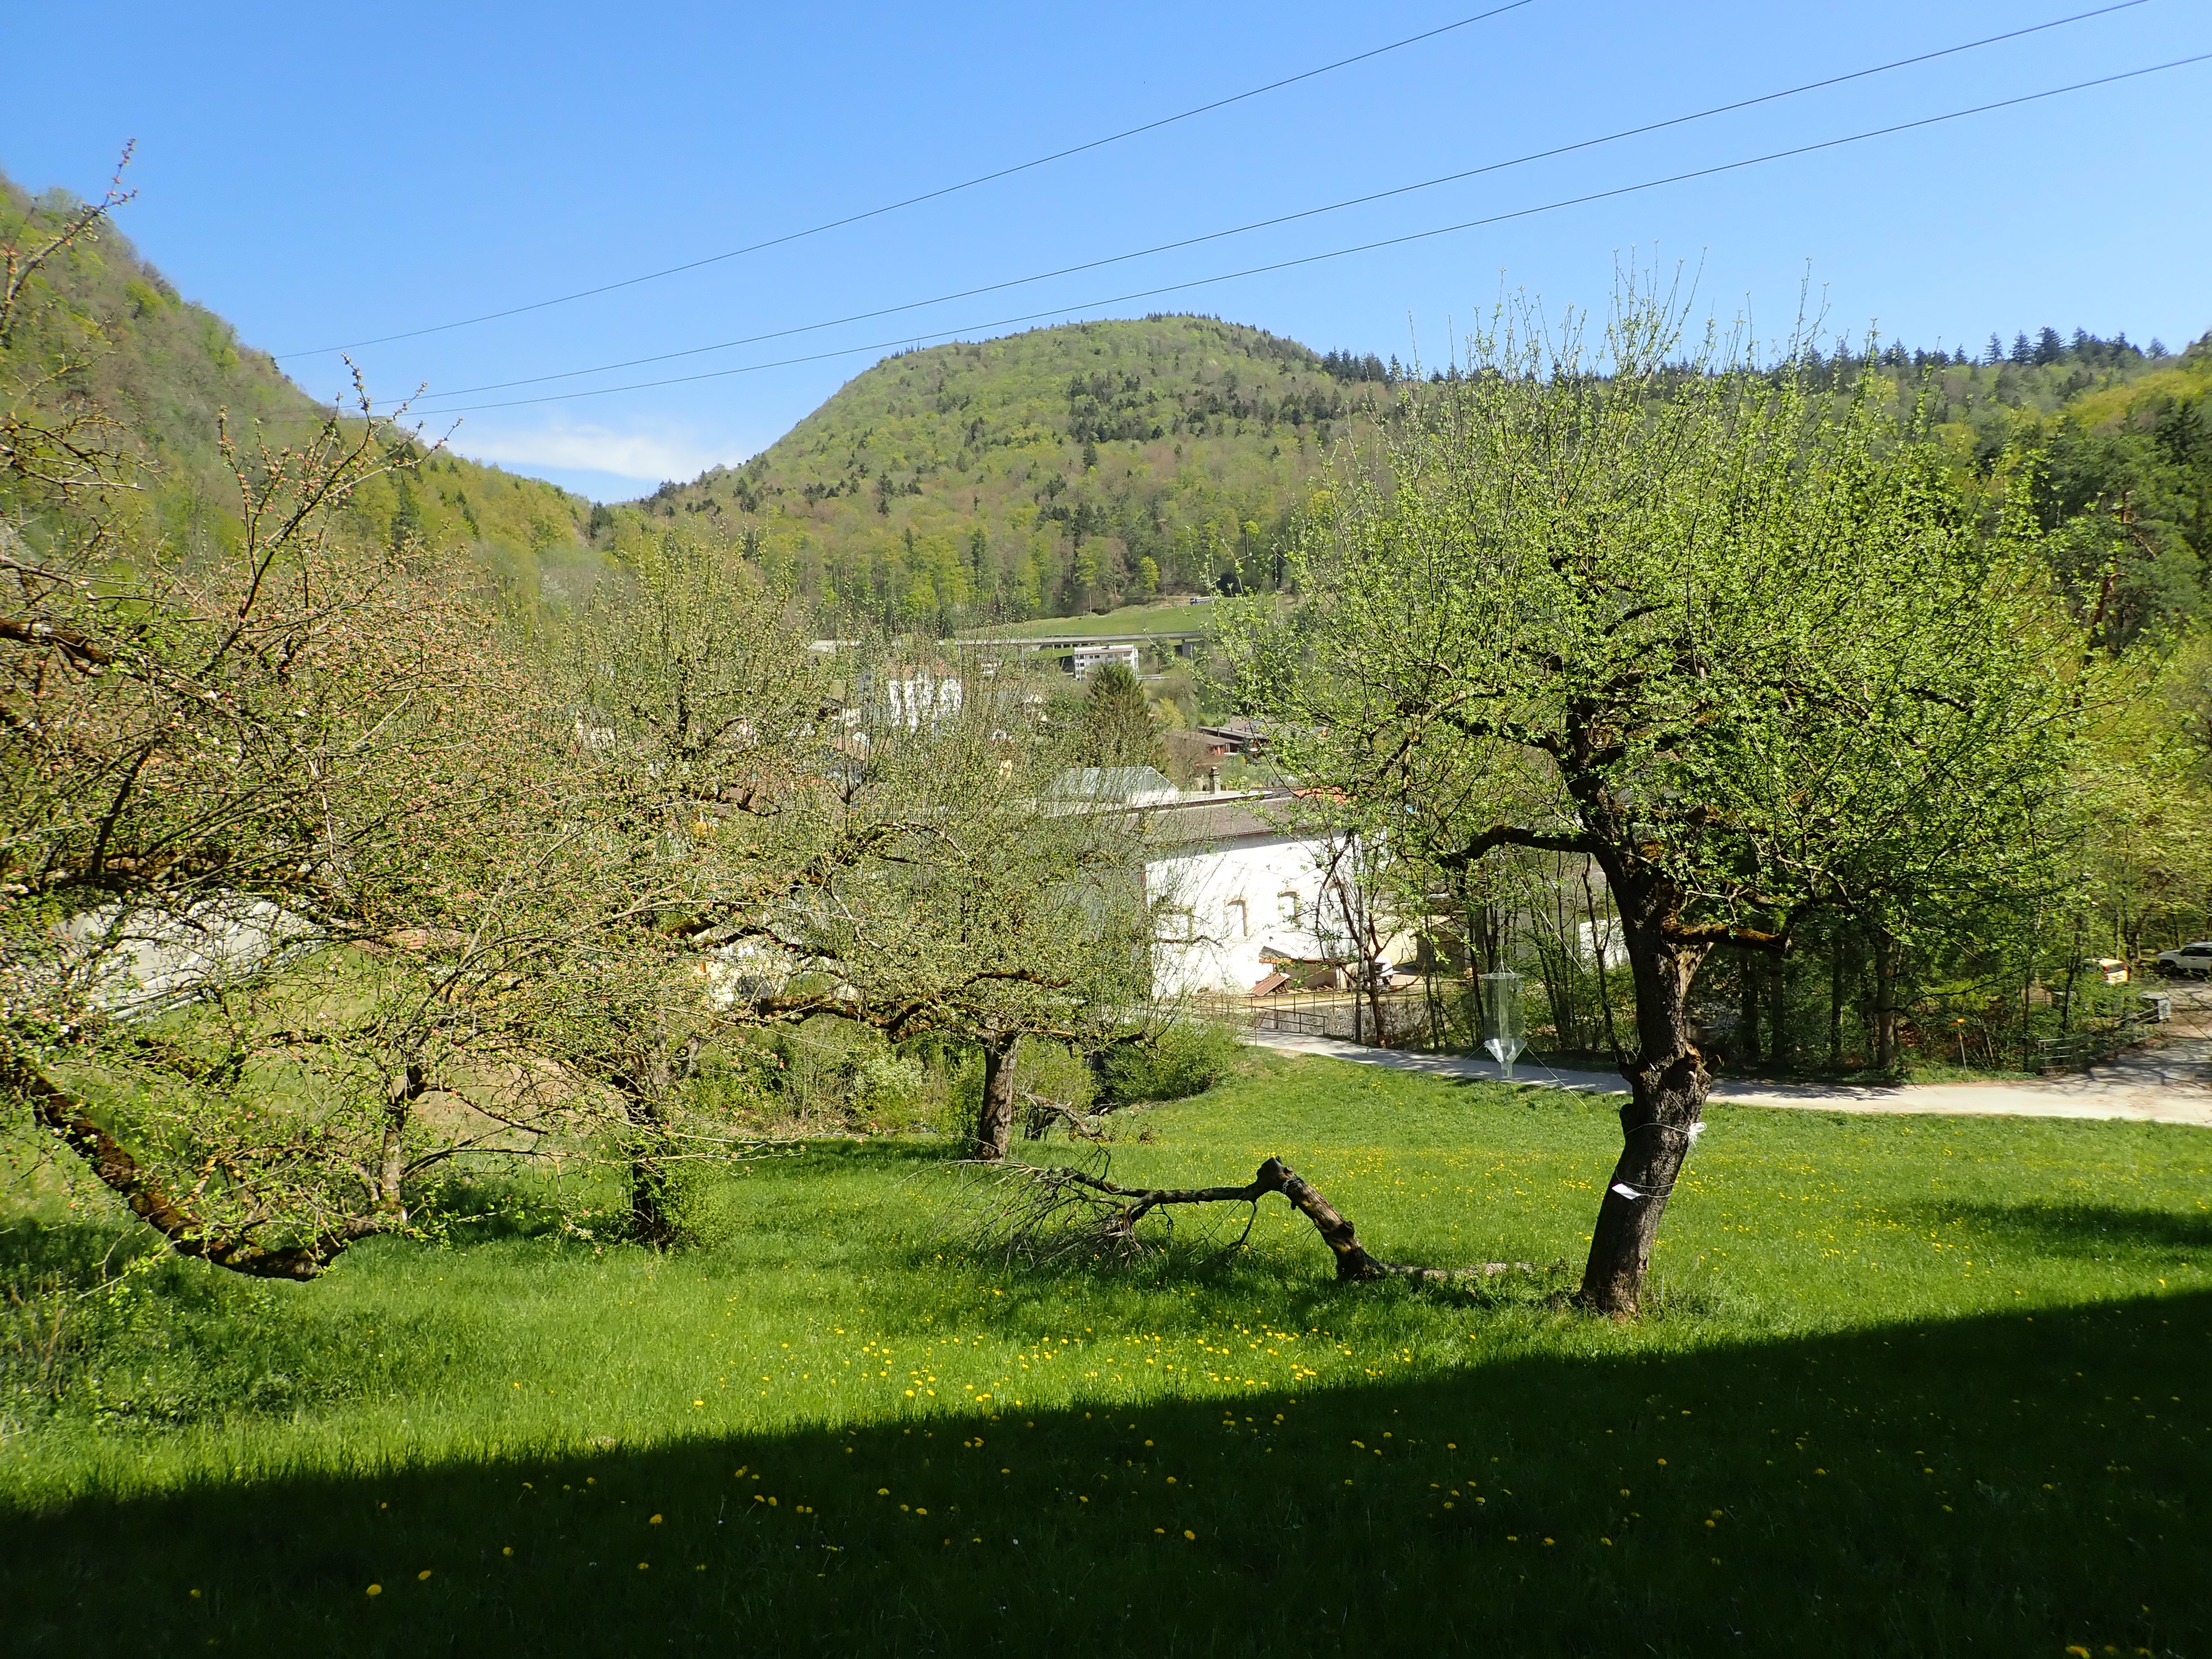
3,1052,2205,1654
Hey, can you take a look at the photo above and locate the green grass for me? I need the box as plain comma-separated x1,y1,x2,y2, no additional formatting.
4,1054,2207,1655
968,598,1220,639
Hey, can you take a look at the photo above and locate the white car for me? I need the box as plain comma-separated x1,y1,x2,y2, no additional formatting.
2155,941,2212,978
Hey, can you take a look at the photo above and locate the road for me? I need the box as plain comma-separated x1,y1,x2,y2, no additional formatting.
1247,988,2212,1130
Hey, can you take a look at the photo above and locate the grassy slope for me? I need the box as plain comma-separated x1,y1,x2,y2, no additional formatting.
632,316,1397,627
978,597,1220,638
0,173,598,601
3,1053,2205,1655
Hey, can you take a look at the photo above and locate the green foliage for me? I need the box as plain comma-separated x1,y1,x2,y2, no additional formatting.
632,316,1396,630
0,167,598,601
1097,1019,1242,1104
1076,660,1165,769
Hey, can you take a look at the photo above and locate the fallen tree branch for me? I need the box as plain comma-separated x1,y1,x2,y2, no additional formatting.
977,1153,1536,1282
1016,1087,1110,1142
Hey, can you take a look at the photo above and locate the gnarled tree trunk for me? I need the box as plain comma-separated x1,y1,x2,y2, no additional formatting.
614,1037,698,1246
973,1033,1020,1161
1,1045,390,1280
1579,881,1712,1317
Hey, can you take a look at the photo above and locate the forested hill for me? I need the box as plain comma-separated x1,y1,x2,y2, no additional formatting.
0,170,596,597
12,164,2204,643
632,316,1408,629
629,315,2211,640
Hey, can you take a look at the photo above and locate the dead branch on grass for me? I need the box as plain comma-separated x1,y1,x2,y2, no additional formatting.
972,1152,1538,1282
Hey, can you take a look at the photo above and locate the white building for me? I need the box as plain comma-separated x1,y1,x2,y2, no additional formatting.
881,675,963,729
1141,794,1344,997
1071,642,1141,679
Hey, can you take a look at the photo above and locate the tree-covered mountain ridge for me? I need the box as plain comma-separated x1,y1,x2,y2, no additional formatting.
637,315,1411,630
7,164,2205,640
640,312,2210,639
0,169,599,603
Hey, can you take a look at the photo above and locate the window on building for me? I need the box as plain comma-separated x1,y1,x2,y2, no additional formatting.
1277,889,1300,924
1225,899,1249,938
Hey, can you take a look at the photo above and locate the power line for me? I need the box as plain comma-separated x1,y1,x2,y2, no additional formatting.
275,1,1541,359
400,1,2150,409
401,51,2210,419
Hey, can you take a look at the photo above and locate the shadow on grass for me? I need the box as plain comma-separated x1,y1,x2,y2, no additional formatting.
1945,1201,2212,1255
5,1290,2204,1658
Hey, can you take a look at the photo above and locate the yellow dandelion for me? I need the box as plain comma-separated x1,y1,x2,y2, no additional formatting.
416,1570,432,1581
649,1514,663,1525
1183,1530,1196,1541
502,1546,513,1557
366,1584,383,1597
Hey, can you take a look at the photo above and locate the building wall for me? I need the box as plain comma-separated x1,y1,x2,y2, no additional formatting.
1071,643,1141,678
1145,832,1337,996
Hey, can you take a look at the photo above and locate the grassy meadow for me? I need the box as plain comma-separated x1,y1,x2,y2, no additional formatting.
3,1052,2207,1655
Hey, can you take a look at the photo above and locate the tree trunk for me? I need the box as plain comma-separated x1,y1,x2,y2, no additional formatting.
617,1039,697,1246
1,1045,382,1279
2059,914,2085,1034
1579,879,1710,1318
1874,928,1898,1071
973,1034,1020,1161
1738,946,1762,1070
1767,948,1789,1071
1828,931,1846,1069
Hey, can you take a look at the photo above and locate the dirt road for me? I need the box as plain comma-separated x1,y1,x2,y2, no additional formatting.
1247,987,2212,1130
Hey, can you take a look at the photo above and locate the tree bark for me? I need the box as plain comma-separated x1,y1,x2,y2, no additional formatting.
1874,927,1899,1071
1828,931,1846,1069
1767,947,1789,1070
615,1039,696,1246
995,1155,1533,1282
1578,874,1710,1317
973,1033,1020,1161
1,1046,381,1279
1738,945,1762,1069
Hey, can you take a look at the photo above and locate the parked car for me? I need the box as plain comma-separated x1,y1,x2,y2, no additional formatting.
2154,941,2212,977
2084,957,2130,985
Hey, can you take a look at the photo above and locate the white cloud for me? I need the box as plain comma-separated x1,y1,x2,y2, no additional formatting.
447,423,742,484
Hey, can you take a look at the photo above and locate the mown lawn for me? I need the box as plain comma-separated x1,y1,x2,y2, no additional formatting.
3,1052,2206,1656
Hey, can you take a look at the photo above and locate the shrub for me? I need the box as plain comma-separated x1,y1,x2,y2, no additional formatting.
849,1053,930,1121
1098,1021,1241,1104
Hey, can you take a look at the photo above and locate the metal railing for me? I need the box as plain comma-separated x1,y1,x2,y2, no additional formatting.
2032,1011,2149,1073
1186,988,1441,1047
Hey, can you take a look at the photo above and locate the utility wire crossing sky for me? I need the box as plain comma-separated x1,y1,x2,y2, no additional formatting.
8,0,2202,498
392,4,2171,413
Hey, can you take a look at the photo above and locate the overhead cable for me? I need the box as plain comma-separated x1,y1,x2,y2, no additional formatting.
403,51,2211,418
400,0,2153,408
275,0,1542,358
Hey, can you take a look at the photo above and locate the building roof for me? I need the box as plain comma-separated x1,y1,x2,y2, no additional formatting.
1138,790,1314,847
1052,766,1180,805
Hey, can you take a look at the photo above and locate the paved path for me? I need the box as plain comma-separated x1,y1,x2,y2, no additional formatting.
1247,1031,2212,1130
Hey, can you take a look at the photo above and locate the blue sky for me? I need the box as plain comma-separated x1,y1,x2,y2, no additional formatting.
5,1,2206,500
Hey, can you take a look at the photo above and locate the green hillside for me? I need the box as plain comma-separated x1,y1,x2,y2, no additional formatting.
0,170,598,601
11,164,2203,644
632,316,1406,629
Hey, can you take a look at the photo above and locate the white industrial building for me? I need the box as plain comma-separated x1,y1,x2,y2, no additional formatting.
1140,792,1350,998
1070,642,1141,679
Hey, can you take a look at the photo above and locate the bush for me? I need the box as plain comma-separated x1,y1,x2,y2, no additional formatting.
1098,1021,1241,1105
849,1053,930,1122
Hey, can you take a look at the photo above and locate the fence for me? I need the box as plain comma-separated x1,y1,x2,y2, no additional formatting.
1187,987,1444,1047
2031,1011,2151,1074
